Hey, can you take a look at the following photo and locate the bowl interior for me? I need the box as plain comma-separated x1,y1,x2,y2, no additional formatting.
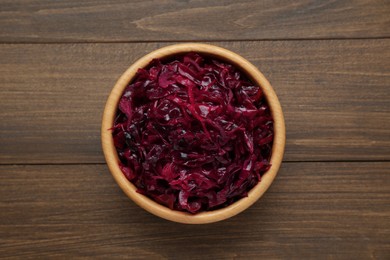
101,43,285,224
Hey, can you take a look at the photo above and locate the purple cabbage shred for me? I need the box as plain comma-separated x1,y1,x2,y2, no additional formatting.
112,53,273,213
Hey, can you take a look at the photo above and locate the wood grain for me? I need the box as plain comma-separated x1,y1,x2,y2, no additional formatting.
0,0,389,43
1,40,389,164
1,1,389,258
0,162,389,258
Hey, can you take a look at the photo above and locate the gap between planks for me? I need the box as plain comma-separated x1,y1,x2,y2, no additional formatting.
0,160,389,166
0,36,389,45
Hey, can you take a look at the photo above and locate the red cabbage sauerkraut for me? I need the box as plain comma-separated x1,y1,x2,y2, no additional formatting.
112,53,273,213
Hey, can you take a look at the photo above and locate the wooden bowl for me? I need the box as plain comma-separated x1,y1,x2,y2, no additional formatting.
102,43,285,224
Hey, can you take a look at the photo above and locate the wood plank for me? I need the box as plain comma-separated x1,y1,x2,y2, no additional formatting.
0,0,389,42
0,162,389,258
1,40,389,163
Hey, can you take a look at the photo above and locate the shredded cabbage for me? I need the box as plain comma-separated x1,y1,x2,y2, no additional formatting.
112,53,273,213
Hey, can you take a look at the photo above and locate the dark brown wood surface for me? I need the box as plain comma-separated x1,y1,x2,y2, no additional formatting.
1,40,389,164
0,0,389,259
1,0,389,42
0,163,389,258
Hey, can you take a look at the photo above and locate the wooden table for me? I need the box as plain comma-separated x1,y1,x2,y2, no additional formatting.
1,1,389,258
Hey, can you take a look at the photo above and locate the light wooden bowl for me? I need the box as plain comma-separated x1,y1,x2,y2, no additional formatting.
102,43,285,224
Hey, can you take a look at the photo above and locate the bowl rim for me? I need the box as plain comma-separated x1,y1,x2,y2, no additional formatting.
101,43,285,224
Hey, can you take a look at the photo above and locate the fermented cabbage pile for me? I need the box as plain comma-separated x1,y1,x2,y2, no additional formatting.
112,53,273,213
